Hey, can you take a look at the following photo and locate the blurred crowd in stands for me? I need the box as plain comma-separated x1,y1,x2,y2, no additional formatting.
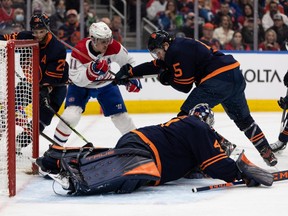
0,0,287,51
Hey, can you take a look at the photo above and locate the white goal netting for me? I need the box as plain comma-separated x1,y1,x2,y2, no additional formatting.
0,40,39,197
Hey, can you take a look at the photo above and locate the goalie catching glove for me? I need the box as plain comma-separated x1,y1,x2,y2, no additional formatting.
87,59,109,81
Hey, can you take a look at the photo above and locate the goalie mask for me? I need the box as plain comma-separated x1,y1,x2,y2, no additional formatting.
30,13,50,30
89,22,112,46
189,103,215,127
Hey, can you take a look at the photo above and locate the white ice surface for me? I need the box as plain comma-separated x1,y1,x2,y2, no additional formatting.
1,112,287,216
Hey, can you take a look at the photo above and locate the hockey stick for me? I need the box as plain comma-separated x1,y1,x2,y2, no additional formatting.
280,89,288,131
191,169,288,193
40,16,154,86
44,102,90,144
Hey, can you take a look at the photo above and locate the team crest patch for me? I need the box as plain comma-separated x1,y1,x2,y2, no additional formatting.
68,97,75,103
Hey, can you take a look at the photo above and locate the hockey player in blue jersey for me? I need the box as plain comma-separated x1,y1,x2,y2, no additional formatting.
35,104,273,195
113,30,277,167
0,13,69,153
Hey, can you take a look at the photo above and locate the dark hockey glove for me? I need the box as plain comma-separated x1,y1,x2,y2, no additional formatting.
126,79,142,92
40,86,50,107
157,69,170,85
87,59,109,81
284,72,288,87
278,95,288,109
113,63,133,85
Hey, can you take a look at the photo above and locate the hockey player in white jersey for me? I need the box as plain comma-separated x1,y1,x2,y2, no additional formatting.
54,21,141,146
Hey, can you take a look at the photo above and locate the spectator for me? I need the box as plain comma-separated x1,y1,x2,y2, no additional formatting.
224,31,251,51
241,17,265,49
268,13,288,48
237,3,254,28
58,9,81,47
100,17,111,27
213,15,234,47
146,0,167,24
200,22,222,50
50,0,66,34
83,0,97,37
0,0,15,27
212,2,238,30
32,0,55,17
258,28,280,51
158,0,182,33
1,7,25,34
262,0,288,31
178,12,195,38
198,0,214,22
11,7,25,28
111,15,123,44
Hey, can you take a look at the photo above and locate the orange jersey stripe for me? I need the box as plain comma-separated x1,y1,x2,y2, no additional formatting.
45,71,63,78
200,152,228,170
132,130,162,186
199,61,240,84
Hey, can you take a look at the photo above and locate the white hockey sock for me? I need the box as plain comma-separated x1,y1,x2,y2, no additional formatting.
111,112,136,135
54,106,83,145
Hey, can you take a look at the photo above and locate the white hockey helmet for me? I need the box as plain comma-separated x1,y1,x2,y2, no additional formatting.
89,22,112,45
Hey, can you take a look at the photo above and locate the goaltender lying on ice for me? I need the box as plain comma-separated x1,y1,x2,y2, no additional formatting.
36,105,274,195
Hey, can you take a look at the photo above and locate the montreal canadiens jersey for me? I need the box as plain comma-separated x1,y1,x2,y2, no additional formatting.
69,38,135,88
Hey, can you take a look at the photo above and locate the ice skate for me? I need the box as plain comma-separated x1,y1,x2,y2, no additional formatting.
260,146,277,166
270,140,287,153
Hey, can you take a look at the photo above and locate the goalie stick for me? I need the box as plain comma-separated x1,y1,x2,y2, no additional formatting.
191,169,288,193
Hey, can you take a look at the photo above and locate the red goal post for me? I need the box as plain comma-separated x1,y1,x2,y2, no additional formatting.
0,40,39,197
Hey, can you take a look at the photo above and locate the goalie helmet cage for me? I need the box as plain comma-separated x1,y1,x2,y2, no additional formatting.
0,40,39,197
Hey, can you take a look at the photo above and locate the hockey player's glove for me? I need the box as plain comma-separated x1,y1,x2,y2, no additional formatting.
87,59,109,81
40,86,50,107
236,150,273,187
157,69,170,85
284,72,288,87
126,79,142,92
278,95,288,109
113,63,133,85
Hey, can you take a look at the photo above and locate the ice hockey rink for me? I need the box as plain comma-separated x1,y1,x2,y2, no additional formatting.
1,112,288,216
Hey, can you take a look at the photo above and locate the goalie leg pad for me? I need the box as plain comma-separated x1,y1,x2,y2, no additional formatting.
236,150,273,187
61,148,161,195
36,143,110,174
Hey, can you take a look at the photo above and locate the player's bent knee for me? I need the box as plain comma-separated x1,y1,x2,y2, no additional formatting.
60,106,83,127
111,112,136,134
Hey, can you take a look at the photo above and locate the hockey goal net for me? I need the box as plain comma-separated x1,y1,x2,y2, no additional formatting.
0,40,39,197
